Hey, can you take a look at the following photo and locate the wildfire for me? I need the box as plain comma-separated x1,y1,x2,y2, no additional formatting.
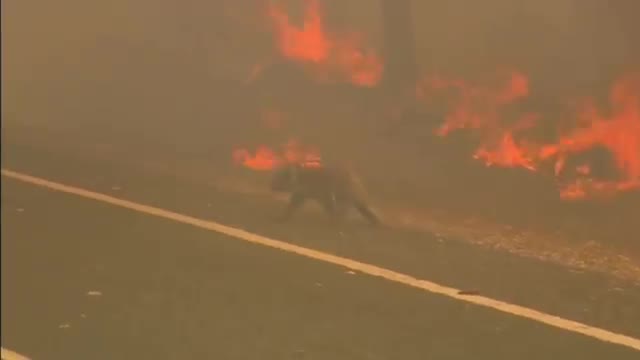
233,139,323,171
541,73,640,198
264,0,382,87
421,71,538,171
234,1,639,201
233,146,281,171
427,71,531,137
426,71,640,200
472,131,537,172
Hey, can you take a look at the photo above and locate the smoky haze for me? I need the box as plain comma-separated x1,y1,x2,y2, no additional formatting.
3,0,640,251
5,0,639,127
4,1,639,121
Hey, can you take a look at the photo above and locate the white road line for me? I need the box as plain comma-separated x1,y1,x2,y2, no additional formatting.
3,168,640,352
1,348,31,360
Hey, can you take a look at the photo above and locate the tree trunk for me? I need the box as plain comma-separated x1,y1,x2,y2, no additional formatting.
380,0,417,93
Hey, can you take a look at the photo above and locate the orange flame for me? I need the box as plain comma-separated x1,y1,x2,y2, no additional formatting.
241,1,638,201
542,73,640,199
233,139,322,171
282,139,323,166
268,0,329,63
232,146,282,171
473,131,537,171
422,71,538,171
427,71,530,137
426,71,640,200
265,0,382,87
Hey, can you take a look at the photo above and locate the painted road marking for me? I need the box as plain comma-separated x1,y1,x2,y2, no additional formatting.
3,168,640,352
1,348,30,360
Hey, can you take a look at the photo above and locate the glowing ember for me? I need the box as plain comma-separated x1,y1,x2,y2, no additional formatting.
558,179,640,201
473,131,537,171
282,139,323,166
233,139,323,171
232,146,281,171
265,0,382,87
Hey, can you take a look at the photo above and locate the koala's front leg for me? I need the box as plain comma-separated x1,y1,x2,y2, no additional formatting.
274,191,307,222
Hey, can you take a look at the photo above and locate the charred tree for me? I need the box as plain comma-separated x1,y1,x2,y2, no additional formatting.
379,0,422,138
380,0,417,93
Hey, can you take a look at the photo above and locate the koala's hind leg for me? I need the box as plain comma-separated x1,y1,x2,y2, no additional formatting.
275,191,307,222
353,200,381,226
321,192,353,225
319,193,338,217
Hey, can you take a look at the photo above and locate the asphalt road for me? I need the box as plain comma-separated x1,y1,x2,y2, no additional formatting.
2,128,640,359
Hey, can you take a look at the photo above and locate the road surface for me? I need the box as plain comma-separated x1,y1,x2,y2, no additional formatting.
2,127,640,359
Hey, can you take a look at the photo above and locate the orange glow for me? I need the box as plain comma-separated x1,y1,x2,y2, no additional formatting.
233,139,323,171
473,131,537,171
268,0,329,63
576,165,591,176
265,0,382,87
282,139,323,166
428,71,531,136
543,73,640,199
541,74,640,178
426,71,640,200
422,71,538,171
232,146,282,171
239,1,638,201
558,179,639,201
